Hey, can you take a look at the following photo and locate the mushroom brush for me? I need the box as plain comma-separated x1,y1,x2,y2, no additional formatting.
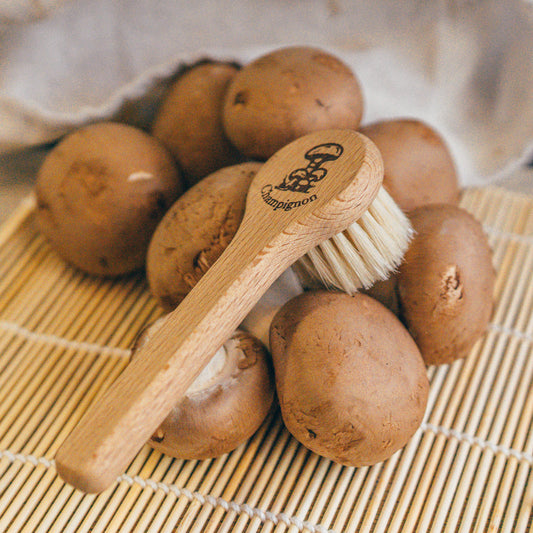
290,142,411,293
55,129,411,493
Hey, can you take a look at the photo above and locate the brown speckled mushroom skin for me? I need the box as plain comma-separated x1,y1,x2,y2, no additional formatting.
222,46,364,160
270,291,429,467
152,61,243,186
359,118,460,212
361,275,400,316
146,162,261,311
133,324,275,460
153,331,274,460
397,204,495,365
35,122,183,276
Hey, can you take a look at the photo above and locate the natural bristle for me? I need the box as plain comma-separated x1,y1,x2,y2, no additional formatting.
296,187,413,294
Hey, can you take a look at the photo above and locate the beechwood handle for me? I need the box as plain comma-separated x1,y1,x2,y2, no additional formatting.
54,221,308,493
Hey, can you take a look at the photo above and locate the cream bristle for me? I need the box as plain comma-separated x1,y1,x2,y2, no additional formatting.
295,187,413,294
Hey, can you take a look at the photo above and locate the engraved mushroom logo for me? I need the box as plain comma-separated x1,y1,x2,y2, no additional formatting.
275,142,344,194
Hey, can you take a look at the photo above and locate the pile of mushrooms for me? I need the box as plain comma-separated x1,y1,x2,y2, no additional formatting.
34,45,495,467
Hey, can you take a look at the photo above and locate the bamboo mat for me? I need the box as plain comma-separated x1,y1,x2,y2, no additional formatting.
0,186,532,532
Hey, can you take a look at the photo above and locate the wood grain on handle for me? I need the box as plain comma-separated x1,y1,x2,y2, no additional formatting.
55,130,383,493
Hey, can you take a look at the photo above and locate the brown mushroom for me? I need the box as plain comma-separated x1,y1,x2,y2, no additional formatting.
133,320,274,459
222,46,364,160
361,275,400,316
270,291,429,467
146,161,261,311
35,122,183,276
359,118,460,212
397,204,495,365
152,61,243,186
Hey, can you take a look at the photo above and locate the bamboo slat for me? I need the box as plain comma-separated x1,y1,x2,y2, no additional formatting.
0,186,531,532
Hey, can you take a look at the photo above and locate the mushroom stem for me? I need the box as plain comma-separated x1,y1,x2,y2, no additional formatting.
240,268,303,348
186,344,228,394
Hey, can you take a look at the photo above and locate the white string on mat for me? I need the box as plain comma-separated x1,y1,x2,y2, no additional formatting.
489,323,533,345
0,319,132,359
0,450,338,533
2,318,532,359
116,473,337,533
1,415,533,533
0,449,54,469
420,423,533,464
483,224,533,246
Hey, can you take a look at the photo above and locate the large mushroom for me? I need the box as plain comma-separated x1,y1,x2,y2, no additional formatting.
223,46,364,160
270,291,429,467
152,61,243,186
146,162,262,311
35,122,183,276
359,118,460,212
397,204,495,365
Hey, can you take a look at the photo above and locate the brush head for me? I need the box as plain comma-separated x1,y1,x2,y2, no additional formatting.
295,186,413,294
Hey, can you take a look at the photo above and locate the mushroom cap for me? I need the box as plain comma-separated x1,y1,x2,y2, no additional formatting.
223,46,364,160
35,121,183,276
359,118,459,212
147,162,261,310
133,323,275,460
397,204,495,365
152,61,243,186
270,291,429,467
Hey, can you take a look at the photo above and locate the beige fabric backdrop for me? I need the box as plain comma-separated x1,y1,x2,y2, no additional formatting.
0,0,532,187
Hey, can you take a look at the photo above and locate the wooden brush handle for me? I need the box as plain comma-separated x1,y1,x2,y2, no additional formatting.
55,222,302,492
55,129,383,493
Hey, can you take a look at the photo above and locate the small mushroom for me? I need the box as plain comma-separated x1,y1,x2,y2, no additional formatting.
35,122,183,276
223,46,364,160
133,321,275,460
359,118,460,212
270,291,429,467
397,204,495,365
152,61,243,186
